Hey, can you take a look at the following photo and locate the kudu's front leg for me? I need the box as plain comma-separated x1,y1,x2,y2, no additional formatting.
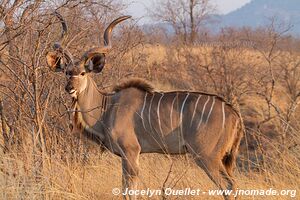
121,146,141,200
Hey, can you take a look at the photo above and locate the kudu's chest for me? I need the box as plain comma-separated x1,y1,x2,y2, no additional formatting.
71,101,106,142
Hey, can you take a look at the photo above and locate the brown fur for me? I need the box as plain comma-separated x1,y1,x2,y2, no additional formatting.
113,78,154,93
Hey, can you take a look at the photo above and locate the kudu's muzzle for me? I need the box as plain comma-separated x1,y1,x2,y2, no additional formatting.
65,81,75,94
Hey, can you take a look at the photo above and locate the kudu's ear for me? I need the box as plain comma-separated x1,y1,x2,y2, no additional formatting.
46,51,65,72
85,53,106,73
47,12,73,72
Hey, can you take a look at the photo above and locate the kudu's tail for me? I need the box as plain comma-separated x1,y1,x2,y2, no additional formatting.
222,117,244,176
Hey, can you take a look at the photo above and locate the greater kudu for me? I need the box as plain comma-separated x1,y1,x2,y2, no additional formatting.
46,12,243,200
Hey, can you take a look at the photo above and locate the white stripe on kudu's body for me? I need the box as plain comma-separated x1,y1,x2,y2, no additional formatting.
148,93,155,133
47,13,243,200
170,94,177,132
197,96,210,129
141,93,147,131
157,93,164,135
180,93,190,134
222,102,226,129
190,95,202,127
206,96,216,124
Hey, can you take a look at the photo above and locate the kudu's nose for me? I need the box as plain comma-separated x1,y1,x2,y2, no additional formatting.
65,84,75,94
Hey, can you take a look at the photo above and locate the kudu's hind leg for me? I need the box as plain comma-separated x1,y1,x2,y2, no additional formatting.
194,157,236,200
121,146,141,200
219,162,238,200
222,154,238,199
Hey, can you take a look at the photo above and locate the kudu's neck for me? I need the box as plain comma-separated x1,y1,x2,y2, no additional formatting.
75,76,110,128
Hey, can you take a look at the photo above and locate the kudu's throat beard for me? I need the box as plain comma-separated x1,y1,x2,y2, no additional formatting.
70,83,87,100
70,91,78,98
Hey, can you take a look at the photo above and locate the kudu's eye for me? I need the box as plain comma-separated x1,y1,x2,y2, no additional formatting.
80,72,86,76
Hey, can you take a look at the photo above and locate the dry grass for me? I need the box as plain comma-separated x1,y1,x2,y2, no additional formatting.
1,45,300,200
1,150,299,200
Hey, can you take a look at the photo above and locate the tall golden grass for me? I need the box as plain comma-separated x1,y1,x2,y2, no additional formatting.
1,45,299,200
